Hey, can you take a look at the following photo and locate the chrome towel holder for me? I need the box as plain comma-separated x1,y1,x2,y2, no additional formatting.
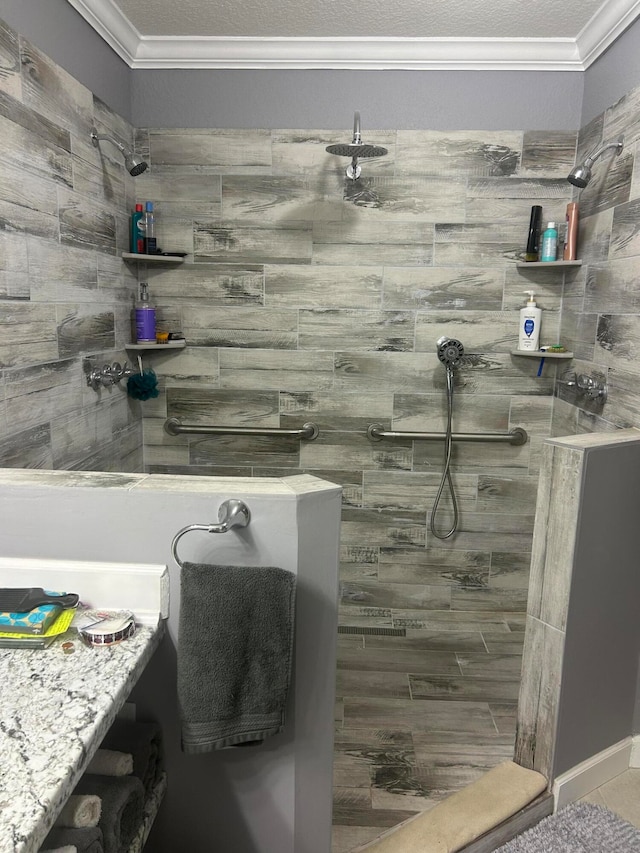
171,499,251,569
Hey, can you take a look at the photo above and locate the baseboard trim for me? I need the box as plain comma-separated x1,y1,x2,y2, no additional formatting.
553,738,632,809
629,735,640,768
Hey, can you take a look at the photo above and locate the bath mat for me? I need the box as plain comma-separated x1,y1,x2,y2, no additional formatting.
495,801,640,852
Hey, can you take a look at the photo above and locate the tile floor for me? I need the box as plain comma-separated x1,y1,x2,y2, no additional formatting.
332,613,525,853
581,769,640,828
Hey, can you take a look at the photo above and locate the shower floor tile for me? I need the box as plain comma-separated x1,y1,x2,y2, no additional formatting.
332,612,522,852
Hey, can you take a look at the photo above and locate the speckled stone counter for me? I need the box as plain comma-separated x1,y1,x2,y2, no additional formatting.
0,623,164,853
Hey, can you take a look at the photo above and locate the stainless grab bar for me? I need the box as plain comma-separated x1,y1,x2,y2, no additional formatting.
367,423,528,446
164,418,319,440
171,499,251,569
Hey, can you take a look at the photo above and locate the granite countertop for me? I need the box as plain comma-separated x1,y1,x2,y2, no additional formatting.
0,623,164,853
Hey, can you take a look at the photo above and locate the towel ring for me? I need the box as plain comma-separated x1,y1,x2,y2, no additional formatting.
171,499,251,568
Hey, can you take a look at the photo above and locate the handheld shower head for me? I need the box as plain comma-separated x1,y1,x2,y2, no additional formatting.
91,127,148,176
436,337,464,369
567,139,623,188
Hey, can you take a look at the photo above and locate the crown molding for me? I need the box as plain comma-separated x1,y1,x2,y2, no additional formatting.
577,0,640,68
65,0,640,70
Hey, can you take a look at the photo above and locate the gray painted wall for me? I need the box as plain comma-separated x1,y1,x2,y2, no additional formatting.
0,0,132,120
582,14,640,127
132,68,584,130
554,442,640,774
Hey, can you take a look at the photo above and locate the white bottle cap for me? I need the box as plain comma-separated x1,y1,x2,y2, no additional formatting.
547,222,556,229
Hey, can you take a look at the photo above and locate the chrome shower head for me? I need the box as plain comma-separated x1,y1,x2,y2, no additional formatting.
436,337,464,369
326,111,388,179
567,139,624,188
91,127,148,176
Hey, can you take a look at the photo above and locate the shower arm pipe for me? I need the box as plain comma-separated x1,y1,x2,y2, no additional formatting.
367,424,528,446
164,418,319,440
91,128,131,157
582,140,624,170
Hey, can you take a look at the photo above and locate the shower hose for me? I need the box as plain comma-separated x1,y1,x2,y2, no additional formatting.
430,365,459,540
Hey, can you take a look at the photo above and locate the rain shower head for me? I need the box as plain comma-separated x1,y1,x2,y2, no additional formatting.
91,127,148,176
567,139,624,188
436,337,465,369
326,111,388,179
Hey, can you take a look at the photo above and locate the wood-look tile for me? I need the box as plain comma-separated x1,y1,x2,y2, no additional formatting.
0,231,29,299
481,632,525,655
489,552,532,591
341,581,450,612
20,39,94,134
415,310,519,353
395,130,522,177
585,256,640,314
298,309,414,352
336,669,411,699
364,630,487,653
489,703,518,735
0,422,53,469
188,434,302,467
341,176,466,222
411,730,515,765
334,728,416,767
182,305,298,349
148,128,272,171
338,607,394,629
166,388,278,425
280,390,393,431
363,470,478,514
337,646,460,676
219,348,334,391
344,696,497,735
194,220,312,264
393,392,510,433
341,508,426,547
604,84,640,148
451,588,528,613
332,798,417,829
313,220,433,267
58,188,117,253
578,149,633,218
455,653,522,679
331,825,384,853
392,612,512,633
300,431,412,472
476,475,539,514
0,21,21,99
223,175,344,222
383,266,503,311
265,263,383,309
271,129,395,177
371,763,490,804
147,264,264,305
409,674,520,703
56,305,114,357
520,131,578,176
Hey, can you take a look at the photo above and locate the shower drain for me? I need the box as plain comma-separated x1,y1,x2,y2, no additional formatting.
338,626,406,636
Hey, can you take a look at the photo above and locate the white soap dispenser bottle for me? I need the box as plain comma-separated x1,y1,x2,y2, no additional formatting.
518,291,541,351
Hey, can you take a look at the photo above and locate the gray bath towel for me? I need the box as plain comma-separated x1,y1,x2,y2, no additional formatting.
42,827,103,853
100,720,163,793
177,562,296,753
74,775,144,853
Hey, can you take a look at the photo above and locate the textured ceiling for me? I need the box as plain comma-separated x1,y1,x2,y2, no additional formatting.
65,0,640,68
112,0,605,39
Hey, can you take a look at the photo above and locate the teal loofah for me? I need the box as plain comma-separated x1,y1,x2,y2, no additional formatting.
127,368,159,401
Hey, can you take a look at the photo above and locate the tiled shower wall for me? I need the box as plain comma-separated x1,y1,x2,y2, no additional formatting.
0,17,142,472
135,127,578,620
2,8,598,619
554,81,640,437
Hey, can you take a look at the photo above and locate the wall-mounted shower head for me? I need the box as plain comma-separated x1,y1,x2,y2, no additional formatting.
91,127,148,176
326,111,388,179
436,337,465,369
567,139,624,188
